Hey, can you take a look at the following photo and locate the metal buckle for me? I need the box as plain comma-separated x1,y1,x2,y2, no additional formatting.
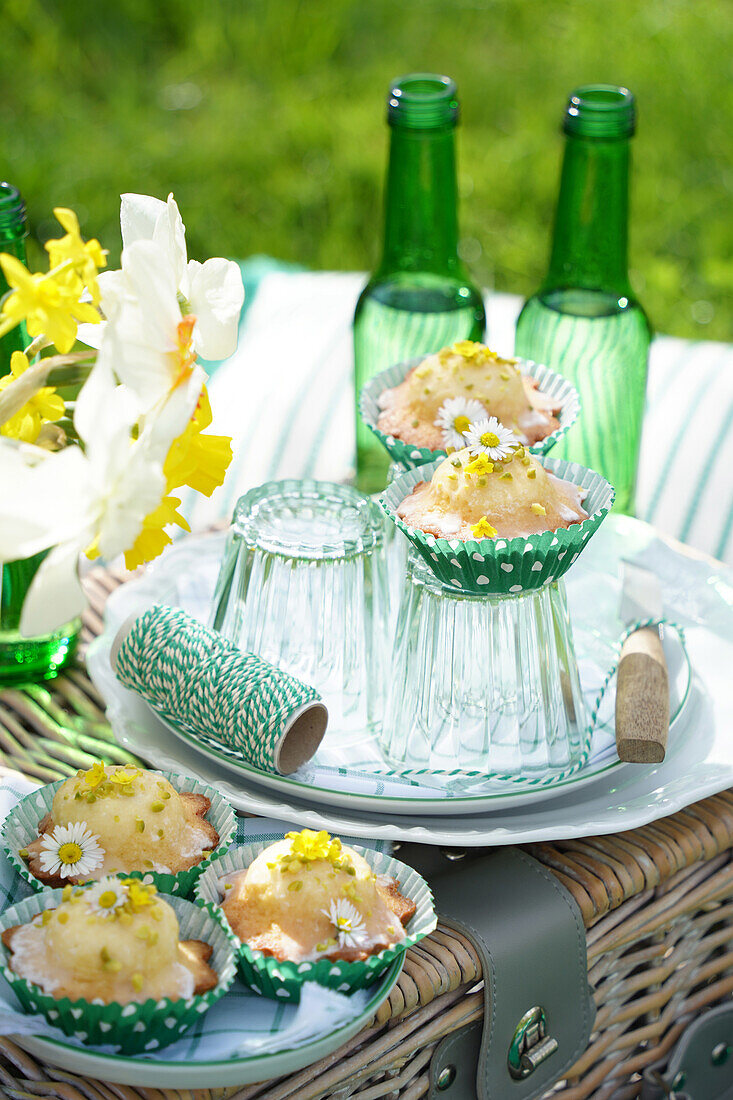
508,1006,559,1079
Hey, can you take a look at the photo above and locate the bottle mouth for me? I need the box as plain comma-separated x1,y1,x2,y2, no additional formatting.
0,182,27,238
387,73,459,130
563,85,636,139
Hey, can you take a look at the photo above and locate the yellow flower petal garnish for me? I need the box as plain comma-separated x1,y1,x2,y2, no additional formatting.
464,453,494,476
471,517,498,539
82,761,107,789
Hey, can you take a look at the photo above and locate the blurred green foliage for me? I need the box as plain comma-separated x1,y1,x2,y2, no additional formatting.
0,0,730,339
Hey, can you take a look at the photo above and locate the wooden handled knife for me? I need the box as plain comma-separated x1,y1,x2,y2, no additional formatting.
615,560,670,763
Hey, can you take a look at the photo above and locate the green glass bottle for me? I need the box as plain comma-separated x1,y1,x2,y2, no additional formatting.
0,183,79,684
515,86,651,515
354,74,485,493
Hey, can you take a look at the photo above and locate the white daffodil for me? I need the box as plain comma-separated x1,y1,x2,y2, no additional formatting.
120,192,244,361
463,416,520,461
434,397,487,450
322,898,368,949
86,876,128,917
38,822,104,879
0,375,172,635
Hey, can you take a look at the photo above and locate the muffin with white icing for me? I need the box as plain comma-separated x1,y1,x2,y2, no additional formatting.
3,878,216,1003
0,881,237,1052
396,427,588,543
381,423,615,596
222,830,415,964
5,764,236,898
377,341,562,451
198,830,436,1001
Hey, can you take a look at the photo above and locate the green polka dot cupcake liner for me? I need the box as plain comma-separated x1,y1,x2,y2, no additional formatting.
380,456,615,596
359,356,580,471
0,888,237,1054
195,842,437,1002
2,770,237,899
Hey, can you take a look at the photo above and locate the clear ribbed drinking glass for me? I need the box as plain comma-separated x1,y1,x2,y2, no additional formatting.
381,550,589,774
210,480,390,737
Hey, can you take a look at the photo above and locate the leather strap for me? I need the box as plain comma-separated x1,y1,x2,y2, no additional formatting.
640,1002,733,1099
398,845,595,1100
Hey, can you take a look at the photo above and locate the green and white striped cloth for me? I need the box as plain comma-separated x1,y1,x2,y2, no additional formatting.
183,264,733,565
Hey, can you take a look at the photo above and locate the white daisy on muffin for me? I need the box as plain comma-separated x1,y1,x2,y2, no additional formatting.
434,397,487,450
463,416,520,461
322,898,368,949
38,822,104,879
86,876,128,918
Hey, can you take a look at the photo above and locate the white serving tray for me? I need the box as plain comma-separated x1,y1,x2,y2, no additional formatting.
85,516,733,844
87,517,697,815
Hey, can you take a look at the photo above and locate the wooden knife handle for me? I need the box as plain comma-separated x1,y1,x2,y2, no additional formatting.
615,627,670,763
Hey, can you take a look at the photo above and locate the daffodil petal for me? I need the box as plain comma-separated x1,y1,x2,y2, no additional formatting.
18,539,86,637
182,257,244,361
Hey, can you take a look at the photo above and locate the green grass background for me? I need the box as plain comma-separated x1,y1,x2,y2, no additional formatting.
0,0,730,339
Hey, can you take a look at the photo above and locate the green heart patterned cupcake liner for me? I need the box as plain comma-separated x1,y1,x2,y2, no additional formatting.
381,456,615,595
0,888,237,1054
195,842,436,1002
2,770,236,899
359,356,580,471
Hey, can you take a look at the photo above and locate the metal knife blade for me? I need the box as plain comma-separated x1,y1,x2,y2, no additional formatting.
615,560,670,764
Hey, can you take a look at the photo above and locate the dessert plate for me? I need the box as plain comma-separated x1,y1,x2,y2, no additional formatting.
86,516,733,843
14,958,402,1088
87,520,692,815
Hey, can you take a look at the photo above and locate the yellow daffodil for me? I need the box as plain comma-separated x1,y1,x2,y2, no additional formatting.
163,386,232,497
0,351,65,443
45,207,107,305
0,253,99,354
123,493,190,571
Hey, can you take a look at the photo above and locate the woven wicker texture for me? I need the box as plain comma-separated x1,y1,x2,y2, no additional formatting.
0,561,730,1098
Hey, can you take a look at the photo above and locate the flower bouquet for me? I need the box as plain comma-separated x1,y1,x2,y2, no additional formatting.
0,193,244,681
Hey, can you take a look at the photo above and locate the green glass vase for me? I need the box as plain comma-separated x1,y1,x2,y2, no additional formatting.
0,183,80,684
514,86,651,515
353,74,485,494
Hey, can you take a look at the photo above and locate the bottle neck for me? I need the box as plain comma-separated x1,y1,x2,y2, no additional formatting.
380,125,461,276
544,135,631,296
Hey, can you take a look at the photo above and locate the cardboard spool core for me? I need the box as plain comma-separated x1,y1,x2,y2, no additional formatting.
111,613,329,776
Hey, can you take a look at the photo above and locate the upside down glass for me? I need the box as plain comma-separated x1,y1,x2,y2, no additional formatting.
381,551,589,774
210,480,390,739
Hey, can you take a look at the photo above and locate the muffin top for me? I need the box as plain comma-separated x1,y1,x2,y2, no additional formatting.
24,763,218,885
396,428,588,541
3,879,214,1003
222,830,415,963
376,341,560,450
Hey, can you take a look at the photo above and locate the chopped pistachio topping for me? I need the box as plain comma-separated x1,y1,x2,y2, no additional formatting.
131,972,144,993
151,801,165,813
527,469,537,479
530,503,547,516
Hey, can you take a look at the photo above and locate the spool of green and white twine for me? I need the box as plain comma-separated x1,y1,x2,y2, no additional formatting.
111,605,328,776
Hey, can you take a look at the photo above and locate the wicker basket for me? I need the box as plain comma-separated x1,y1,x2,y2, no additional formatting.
0,561,729,1099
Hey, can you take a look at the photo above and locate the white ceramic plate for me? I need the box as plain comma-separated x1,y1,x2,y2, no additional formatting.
86,516,733,845
14,958,402,1088
87,519,692,815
